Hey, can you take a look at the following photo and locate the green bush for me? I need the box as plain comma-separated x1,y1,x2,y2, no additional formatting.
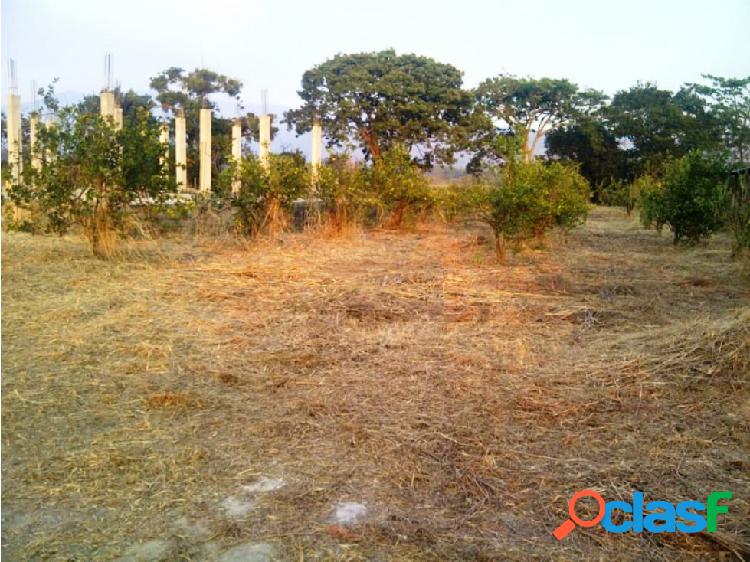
6,106,175,257
459,160,590,261
224,151,310,236
358,146,432,227
639,151,728,243
727,169,750,256
636,174,667,232
314,155,367,227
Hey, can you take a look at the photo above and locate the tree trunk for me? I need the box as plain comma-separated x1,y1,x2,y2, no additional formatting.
387,200,407,228
494,231,506,263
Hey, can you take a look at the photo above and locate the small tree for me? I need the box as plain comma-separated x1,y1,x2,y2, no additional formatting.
358,146,432,227
224,152,309,236
463,159,590,262
641,151,729,244
7,105,174,257
727,169,750,256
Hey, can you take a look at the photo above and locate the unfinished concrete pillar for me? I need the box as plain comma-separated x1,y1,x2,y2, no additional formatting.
175,109,187,190
6,92,23,185
159,123,169,169
259,114,271,171
199,107,212,194
100,90,115,119
311,117,322,185
44,116,58,163
231,118,242,195
113,107,124,131
29,112,41,172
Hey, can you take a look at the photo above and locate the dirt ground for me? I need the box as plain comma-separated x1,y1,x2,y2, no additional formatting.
2,207,749,561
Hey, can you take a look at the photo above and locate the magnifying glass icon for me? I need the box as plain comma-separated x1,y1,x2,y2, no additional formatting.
553,489,606,540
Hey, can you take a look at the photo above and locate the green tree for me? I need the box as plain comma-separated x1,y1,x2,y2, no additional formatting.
545,115,628,201
640,151,729,244
357,145,432,227
284,49,472,167
607,82,721,174
8,104,175,256
222,152,309,236
462,158,590,261
469,75,604,168
687,75,750,164
150,67,243,189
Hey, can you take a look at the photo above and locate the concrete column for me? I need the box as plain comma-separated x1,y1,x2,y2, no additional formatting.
29,113,41,172
231,118,241,195
100,90,115,118
159,123,169,169
113,107,124,131
199,108,212,194
175,109,187,190
44,116,58,163
311,118,322,184
6,93,23,185
259,114,271,171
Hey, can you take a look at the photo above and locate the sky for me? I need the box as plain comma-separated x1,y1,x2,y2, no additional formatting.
2,0,750,112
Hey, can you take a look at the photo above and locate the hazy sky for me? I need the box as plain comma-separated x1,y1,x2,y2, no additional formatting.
2,0,750,111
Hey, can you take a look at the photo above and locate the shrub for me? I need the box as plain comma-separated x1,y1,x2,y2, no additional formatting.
461,160,590,261
359,146,432,227
314,155,366,230
727,168,750,256
6,106,175,257
225,151,310,236
640,151,729,244
636,174,667,232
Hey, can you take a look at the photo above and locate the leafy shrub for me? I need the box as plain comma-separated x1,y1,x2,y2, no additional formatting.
727,169,750,256
358,146,432,227
225,151,310,236
314,155,366,230
639,151,729,243
460,160,590,261
636,174,667,232
6,106,174,257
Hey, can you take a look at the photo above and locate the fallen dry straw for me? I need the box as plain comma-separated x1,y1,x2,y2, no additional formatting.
2,207,749,560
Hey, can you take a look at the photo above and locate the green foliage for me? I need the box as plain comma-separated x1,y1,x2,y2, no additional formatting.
634,175,666,230
149,67,245,188
607,83,720,175
688,75,750,164
460,160,590,261
358,146,432,226
223,152,310,236
726,170,750,255
638,152,728,243
545,116,628,197
6,104,175,256
314,155,366,226
469,75,604,170
284,49,472,167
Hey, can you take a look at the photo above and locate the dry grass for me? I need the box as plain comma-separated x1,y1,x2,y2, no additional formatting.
2,207,749,561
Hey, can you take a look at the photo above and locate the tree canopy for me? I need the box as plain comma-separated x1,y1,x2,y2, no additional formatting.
284,49,472,167
469,76,604,168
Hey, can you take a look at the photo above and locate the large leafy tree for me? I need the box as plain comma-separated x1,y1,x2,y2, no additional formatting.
545,115,628,199
284,49,472,167
149,67,244,190
469,75,604,169
606,82,720,174
687,75,750,164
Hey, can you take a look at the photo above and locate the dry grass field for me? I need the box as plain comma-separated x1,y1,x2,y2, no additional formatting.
2,207,749,561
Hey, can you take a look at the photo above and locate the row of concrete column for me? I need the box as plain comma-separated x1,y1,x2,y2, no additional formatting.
5,89,324,195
